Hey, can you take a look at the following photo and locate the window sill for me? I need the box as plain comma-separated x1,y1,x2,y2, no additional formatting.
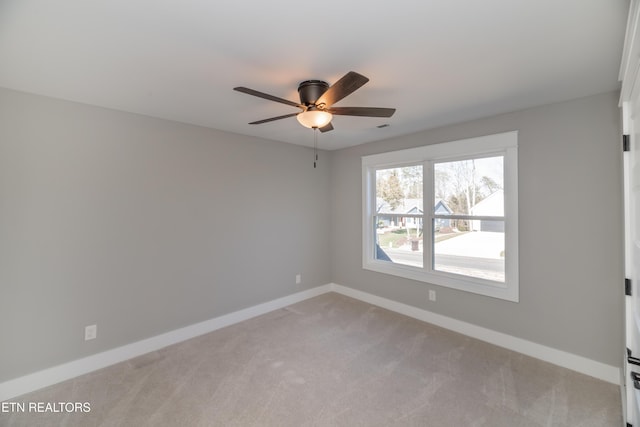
363,260,519,302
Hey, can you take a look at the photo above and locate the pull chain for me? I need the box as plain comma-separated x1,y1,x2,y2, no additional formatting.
313,127,318,168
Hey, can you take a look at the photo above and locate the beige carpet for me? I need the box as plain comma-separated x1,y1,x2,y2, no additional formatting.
2,293,622,426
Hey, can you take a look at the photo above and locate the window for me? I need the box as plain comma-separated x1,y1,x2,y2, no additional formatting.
362,132,518,302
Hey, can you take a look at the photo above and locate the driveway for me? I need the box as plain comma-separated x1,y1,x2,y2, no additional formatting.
435,231,504,259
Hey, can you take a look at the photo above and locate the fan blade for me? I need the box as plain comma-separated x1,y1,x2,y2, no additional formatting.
234,87,304,109
249,113,299,125
319,122,334,133
327,107,396,117
316,71,369,108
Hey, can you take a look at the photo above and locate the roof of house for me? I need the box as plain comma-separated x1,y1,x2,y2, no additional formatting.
376,198,452,215
470,190,504,216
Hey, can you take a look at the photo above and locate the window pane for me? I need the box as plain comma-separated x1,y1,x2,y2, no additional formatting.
375,216,423,267
433,220,505,282
374,166,423,268
434,156,503,216
432,156,505,281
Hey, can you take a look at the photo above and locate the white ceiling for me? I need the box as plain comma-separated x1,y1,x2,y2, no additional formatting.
0,1,629,150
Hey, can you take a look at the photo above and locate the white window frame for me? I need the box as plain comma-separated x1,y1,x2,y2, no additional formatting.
362,131,519,302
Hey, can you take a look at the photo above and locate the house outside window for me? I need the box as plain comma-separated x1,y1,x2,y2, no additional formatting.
362,131,519,302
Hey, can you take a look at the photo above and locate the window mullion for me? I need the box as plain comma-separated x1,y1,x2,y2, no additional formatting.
433,215,504,221
424,160,434,273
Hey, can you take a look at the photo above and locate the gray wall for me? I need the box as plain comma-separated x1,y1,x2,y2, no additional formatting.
329,91,623,366
0,88,331,382
0,87,624,383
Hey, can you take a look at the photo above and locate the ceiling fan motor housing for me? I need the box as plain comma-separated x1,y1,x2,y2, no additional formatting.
297,80,329,107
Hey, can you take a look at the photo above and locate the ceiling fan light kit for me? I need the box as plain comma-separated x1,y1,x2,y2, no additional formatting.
296,109,333,129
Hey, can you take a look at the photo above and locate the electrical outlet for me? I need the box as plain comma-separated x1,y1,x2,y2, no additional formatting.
85,324,97,341
295,274,301,284
428,290,436,302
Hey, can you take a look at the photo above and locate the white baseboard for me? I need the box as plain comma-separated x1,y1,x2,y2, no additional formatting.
328,283,620,385
0,285,331,402
0,282,620,402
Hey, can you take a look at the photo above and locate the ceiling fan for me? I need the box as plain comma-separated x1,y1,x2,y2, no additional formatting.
233,71,396,132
